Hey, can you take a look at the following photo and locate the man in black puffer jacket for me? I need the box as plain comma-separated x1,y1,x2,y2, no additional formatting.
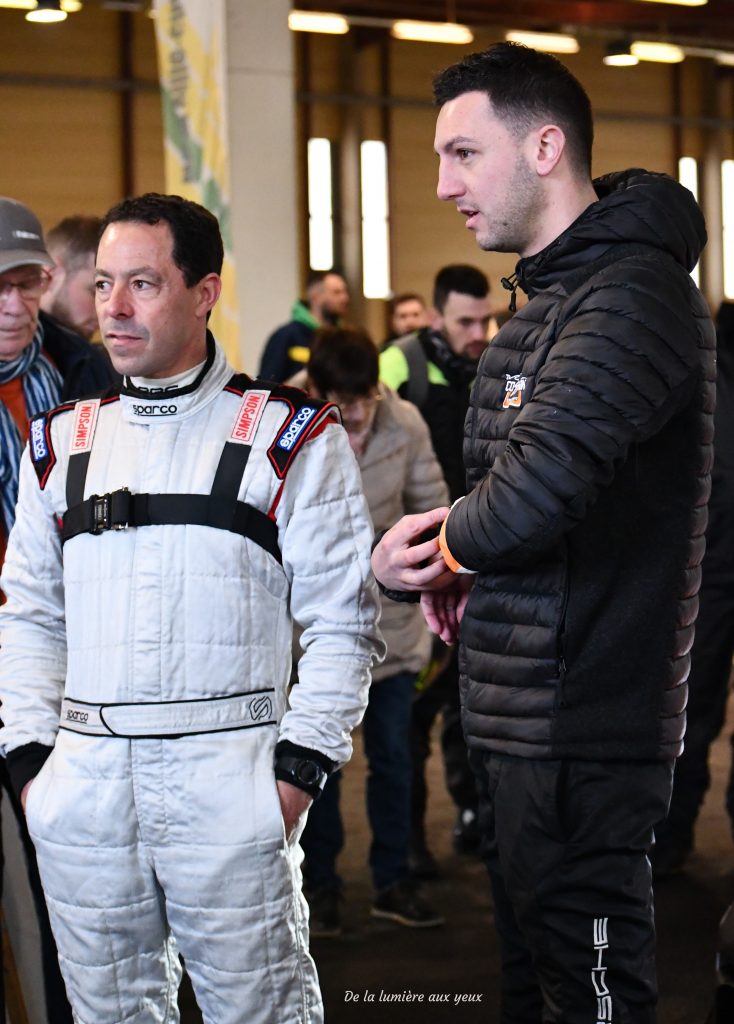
372,43,715,1024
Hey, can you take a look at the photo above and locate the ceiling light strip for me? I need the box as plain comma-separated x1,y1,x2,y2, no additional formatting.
505,30,579,54
391,20,473,44
288,10,348,35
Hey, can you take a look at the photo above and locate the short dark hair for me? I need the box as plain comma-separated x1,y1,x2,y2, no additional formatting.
433,42,593,177
46,215,102,273
306,269,345,294
433,264,489,313
100,193,223,286
307,327,378,397
390,292,426,315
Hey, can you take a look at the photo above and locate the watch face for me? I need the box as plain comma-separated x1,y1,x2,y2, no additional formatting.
297,760,321,786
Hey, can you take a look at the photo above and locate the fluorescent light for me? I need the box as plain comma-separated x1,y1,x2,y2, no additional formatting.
723,160,734,299
391,20,473,45
604,53,639,66
2,0,79,8
288,10,348,35
679,158,700,286
505,31,579,55
307,139,334,272
632,0,707,6
26,0,66,22
603,40,638,66
360,141,390,299
630,41,685,62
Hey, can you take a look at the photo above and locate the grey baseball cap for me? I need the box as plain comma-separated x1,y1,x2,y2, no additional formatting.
0,197,54,275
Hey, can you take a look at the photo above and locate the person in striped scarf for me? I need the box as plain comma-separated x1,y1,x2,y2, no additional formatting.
0,196,116,1022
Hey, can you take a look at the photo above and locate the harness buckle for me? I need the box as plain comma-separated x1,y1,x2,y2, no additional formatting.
89,488,131,534
90,494,110,534
111,487,131,531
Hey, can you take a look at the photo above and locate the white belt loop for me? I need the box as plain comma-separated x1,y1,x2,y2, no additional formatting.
59,691,276,738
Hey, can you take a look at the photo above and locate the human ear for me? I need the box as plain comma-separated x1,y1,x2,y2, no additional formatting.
533,124,566,177
194,272,222,318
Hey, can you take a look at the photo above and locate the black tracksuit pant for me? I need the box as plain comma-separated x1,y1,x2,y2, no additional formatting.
471,752,674,1024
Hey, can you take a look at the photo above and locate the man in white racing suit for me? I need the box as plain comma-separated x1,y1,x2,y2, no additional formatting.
0,194,384,1024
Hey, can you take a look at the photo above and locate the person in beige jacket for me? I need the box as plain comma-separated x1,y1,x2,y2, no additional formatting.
290,326,449,935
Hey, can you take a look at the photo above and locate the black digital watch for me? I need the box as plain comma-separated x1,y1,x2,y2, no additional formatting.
275,754,328,799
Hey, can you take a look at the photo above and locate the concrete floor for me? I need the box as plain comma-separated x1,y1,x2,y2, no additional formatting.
180,713,734,1023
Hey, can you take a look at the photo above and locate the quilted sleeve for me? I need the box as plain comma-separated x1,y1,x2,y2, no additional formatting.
275,422,386,766
445,258,715,571
0,443,67,755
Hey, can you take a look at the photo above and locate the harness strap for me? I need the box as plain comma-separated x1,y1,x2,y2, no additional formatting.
61,382,282,560
61,490,282,562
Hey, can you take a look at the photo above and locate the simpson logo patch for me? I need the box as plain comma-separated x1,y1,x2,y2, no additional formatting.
30,416,48,462
503,374,527,409
70,399,100,453
276,405,317,451
230,390,268,445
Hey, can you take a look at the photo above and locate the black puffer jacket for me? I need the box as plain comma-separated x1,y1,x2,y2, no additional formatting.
445,169,716,762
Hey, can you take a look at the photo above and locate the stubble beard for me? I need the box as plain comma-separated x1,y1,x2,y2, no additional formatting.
476,154,545,256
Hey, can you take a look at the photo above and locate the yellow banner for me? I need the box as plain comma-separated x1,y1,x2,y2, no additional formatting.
153,0,239,365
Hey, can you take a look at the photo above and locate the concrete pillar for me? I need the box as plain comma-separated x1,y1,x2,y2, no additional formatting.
226,0,299,372
700,69,727,310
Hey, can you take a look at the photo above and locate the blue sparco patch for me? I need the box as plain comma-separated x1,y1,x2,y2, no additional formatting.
30,416,48,462
276,405,317,451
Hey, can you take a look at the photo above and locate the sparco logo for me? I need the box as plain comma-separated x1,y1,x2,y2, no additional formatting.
277,406,316,451
132,404,178,416
231,390,267,445
65,709,89,724
30,418,48,462
71,399,100,452
249,696,273,721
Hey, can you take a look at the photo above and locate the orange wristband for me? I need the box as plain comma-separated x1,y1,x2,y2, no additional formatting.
438,516,465,574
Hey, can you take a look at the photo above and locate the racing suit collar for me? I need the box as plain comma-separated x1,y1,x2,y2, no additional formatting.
119,333,232,424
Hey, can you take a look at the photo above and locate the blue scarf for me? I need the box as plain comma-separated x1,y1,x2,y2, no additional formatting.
0,323,63,535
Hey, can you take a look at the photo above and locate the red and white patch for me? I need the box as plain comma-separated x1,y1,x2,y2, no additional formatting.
230,389,268,446
70,399,100,454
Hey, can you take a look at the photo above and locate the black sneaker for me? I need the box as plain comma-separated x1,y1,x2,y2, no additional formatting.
371,880,444,928
306,883,342,938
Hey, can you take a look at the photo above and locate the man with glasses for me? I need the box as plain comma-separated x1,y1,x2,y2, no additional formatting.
0,196,115,1023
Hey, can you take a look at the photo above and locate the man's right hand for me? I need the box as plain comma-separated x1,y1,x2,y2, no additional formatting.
21,779,34,812
371,507,455,592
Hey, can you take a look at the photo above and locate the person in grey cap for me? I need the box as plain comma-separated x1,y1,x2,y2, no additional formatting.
0,197,116,1022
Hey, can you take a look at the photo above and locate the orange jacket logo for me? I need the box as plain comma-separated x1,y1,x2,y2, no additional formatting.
503,374,527,409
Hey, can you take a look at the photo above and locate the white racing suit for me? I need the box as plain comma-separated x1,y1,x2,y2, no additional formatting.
0,339,384,1024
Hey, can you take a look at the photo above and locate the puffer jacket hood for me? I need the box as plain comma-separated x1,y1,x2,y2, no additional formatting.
516,169,706,297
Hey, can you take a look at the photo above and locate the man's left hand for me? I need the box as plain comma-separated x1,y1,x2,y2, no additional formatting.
276,779,313,840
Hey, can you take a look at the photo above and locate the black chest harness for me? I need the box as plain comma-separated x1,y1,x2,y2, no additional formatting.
36,373,331,564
